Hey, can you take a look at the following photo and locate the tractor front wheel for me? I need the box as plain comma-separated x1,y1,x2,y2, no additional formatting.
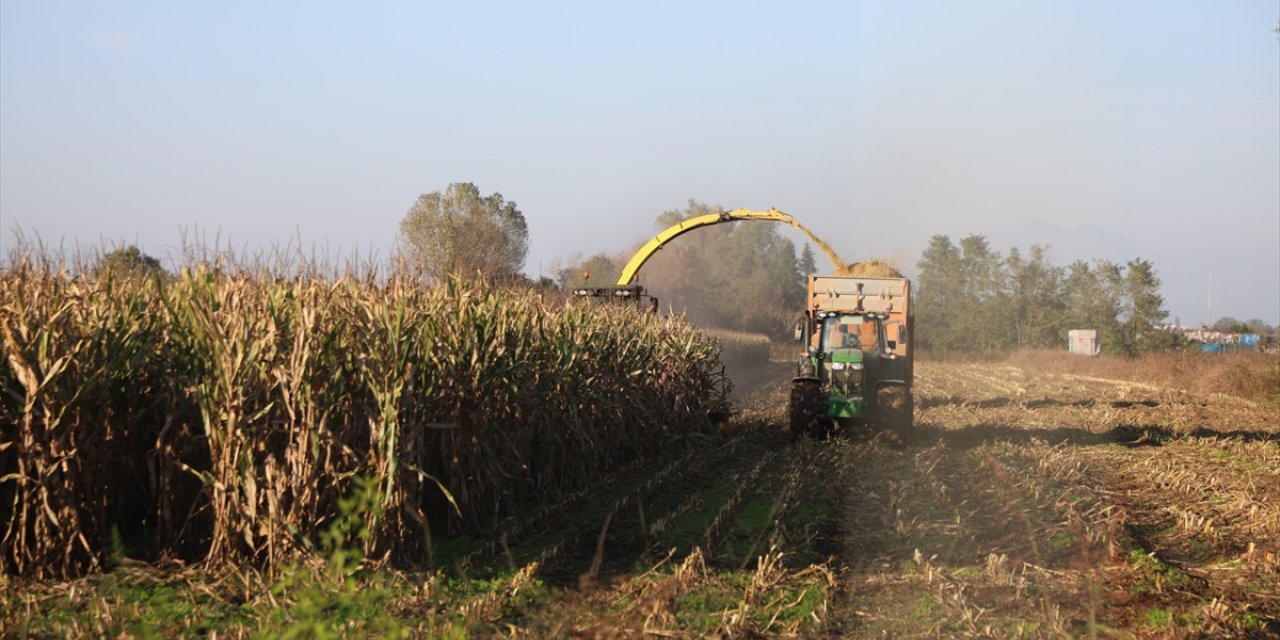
789,380,827,440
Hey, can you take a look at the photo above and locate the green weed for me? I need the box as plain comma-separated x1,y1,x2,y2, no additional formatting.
264,476,407,639
1143,607,1172,627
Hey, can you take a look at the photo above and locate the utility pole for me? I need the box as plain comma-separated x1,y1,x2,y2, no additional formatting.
1206,268,1212,328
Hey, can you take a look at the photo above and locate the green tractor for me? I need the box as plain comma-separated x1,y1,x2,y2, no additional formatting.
790,275,914,439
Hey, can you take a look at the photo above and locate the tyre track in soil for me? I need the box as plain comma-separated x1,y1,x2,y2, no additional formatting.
509,426,782,580
451,427,785,631
826,360,1280,637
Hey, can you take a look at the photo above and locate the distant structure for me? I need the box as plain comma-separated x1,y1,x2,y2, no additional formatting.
1068,329,1100,356
1159,323,1267,353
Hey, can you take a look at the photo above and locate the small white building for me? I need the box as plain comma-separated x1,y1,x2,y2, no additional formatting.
1068,329,1100,356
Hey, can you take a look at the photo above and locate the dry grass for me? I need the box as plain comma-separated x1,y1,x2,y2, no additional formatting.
1005,348,1280,406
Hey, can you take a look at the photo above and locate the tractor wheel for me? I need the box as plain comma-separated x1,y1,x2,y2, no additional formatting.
875,385,914,439
789,380,827,440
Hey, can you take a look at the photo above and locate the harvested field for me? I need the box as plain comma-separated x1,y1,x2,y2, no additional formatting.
5,353,1279,637
834,360,1280,637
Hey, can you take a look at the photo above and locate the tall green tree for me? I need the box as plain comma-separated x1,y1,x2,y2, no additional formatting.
1242,319,1275,336
956,235,1011,353
399,183,529,283
98,245,165,279
1062,260,1123,353
798,244,818,278
1120,258,1171,355
915,235,964,353
1212,316,1245,332
1006,245,1065,349
557,253,621,289
1094,261,1129,355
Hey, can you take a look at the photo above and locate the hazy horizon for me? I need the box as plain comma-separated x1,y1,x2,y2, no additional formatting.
3,1,1277,325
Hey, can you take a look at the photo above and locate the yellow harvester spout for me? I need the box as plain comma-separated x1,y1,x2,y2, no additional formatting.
614,208,799,286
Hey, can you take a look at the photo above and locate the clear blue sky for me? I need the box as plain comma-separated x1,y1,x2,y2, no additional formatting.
2,1,1277,325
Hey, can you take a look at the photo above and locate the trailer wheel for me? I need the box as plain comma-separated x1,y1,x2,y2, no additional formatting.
789,380,827,440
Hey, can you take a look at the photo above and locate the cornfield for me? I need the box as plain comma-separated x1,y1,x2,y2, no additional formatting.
702,329,770,367
0,254,724,579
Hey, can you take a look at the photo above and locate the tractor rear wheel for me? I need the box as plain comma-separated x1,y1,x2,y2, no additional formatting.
789,380,827,440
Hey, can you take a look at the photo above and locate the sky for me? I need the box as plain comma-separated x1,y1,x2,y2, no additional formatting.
2,1,1277,325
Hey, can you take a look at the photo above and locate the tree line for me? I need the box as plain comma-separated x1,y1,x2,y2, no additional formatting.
85,182,1247,357
915,235,1178,357
1208,316,1277,337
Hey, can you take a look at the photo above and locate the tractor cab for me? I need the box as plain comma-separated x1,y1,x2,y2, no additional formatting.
819,313,877,353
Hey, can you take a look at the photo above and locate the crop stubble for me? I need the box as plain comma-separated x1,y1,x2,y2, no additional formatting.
828,361,1280,637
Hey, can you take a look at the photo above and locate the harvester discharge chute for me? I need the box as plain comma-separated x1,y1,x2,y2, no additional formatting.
571,208,801,308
